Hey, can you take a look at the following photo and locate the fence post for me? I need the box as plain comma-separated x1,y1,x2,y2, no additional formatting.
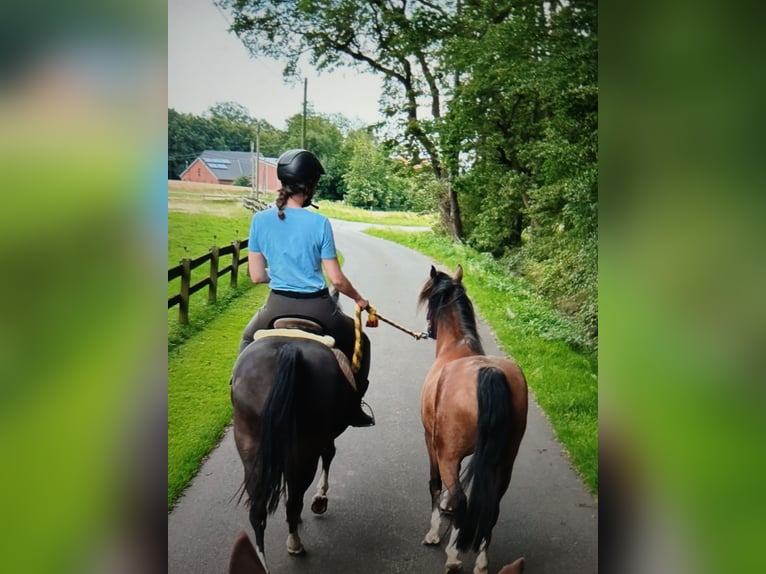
179,258,191,325
231,240,240,288
209,246,219,304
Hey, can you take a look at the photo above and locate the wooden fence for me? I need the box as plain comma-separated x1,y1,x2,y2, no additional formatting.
168,239,249,325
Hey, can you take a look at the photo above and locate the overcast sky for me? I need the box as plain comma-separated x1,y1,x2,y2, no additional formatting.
168,0,385,129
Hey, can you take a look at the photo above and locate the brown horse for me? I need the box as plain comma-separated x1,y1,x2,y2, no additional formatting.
419,265,529,574
230,329,358,571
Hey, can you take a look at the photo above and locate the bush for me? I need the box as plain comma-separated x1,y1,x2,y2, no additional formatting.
232,174,250,187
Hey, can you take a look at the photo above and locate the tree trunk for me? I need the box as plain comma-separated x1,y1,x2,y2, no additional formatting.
448,181,463,240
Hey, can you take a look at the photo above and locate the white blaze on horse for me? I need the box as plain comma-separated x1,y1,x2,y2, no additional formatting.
419,265,529,574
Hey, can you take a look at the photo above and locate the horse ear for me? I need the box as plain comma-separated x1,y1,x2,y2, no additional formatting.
229,531,267,574
430,265,438,278
454,264,463,283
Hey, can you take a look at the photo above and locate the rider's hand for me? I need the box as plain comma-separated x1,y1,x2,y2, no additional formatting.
356,297,369,311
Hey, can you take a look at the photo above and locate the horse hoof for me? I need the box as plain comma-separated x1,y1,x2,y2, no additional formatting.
286,534,305,555
287,543,305,556
445,560,462,572
422,532,441,545
311,495,328,514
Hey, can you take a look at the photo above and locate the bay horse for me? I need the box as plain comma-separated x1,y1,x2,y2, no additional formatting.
230,322,359,571
419,265,529,574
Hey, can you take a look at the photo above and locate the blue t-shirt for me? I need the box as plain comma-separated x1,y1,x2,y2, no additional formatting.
248,207,337,292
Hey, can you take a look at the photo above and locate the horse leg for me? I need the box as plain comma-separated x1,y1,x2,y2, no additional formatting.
473,539,489,574
470,466,511,574
284,456,318,555
311,443,335,515
444,523,462,572
439,459,466,573
423,439,443,545
233,415,268,566
249,502,268,567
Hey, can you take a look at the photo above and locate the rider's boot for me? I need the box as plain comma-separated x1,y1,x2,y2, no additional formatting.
348,378,375,427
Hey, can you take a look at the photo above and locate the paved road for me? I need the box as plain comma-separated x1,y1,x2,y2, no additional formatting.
168,220,598,573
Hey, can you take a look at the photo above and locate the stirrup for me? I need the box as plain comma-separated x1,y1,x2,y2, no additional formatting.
349,400,375,428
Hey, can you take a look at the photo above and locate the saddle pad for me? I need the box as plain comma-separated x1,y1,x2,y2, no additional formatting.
253,328,335,347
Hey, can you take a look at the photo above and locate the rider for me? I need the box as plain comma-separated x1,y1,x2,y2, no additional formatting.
238,148,375,428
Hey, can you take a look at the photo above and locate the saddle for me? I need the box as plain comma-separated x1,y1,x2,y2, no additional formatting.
252,317,356,391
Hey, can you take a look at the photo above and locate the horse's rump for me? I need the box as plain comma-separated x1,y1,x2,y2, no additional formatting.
231,336,355,512
232,336,352,427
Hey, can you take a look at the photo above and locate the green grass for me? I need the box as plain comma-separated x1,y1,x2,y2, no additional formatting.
366,228,598,495
168,210,263,508
168,280,269,508
316,199,436,227
168,211,254,349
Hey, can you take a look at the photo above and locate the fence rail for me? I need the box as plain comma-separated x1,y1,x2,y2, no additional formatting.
168,238,249,325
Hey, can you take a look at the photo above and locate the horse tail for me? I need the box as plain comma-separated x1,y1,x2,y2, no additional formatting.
456,366,512,552
252,343,302,515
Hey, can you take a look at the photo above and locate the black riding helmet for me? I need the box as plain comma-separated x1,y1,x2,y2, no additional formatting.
277,149,325,186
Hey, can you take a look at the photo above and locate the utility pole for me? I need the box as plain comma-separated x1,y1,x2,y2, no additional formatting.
250,141,255,198
302,77,307,149
255,121,261,198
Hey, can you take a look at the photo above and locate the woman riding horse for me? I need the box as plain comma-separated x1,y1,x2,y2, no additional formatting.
237,148,374,427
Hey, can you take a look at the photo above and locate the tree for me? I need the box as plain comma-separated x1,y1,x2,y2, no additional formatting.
343,131,390,209
168,107,289,179
284,112,347,199
443,0,597,340
205,101,255,124
220,0,463,238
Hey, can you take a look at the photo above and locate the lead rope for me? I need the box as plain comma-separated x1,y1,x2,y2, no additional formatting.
351,305,428,373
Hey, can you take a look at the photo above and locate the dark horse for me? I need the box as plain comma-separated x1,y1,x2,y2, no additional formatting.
230,325,358,570
419,265,528,574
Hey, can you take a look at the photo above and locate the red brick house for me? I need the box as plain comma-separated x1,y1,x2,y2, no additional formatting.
180,150,280,190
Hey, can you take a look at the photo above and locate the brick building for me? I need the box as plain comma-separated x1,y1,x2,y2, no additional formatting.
180,150,279,190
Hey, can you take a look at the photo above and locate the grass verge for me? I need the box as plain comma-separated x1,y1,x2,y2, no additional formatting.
168,283,268,509
366,228,598,495
316,199,436,227
168,211,254,349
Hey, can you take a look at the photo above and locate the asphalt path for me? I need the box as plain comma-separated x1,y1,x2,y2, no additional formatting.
168,219,598,573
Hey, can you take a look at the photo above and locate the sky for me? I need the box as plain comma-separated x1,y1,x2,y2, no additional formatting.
168,0,385,129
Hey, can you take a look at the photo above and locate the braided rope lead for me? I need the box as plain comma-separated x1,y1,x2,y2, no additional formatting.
351,305,428,374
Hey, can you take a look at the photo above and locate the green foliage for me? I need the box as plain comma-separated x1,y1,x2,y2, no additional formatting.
284,112,347,199
343,130,395,209
442,0,598,346
342,129,440,211
168,106,287,179
232,174,250,187
205,101,254,124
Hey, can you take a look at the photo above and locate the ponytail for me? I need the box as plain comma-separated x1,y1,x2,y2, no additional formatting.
275,183,313,220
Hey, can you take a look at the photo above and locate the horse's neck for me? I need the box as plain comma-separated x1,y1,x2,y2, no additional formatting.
435,327,474,358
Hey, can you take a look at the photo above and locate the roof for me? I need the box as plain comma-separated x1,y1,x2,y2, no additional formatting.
192,150,277,182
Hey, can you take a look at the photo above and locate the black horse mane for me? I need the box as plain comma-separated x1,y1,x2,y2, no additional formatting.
419,269,484,354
